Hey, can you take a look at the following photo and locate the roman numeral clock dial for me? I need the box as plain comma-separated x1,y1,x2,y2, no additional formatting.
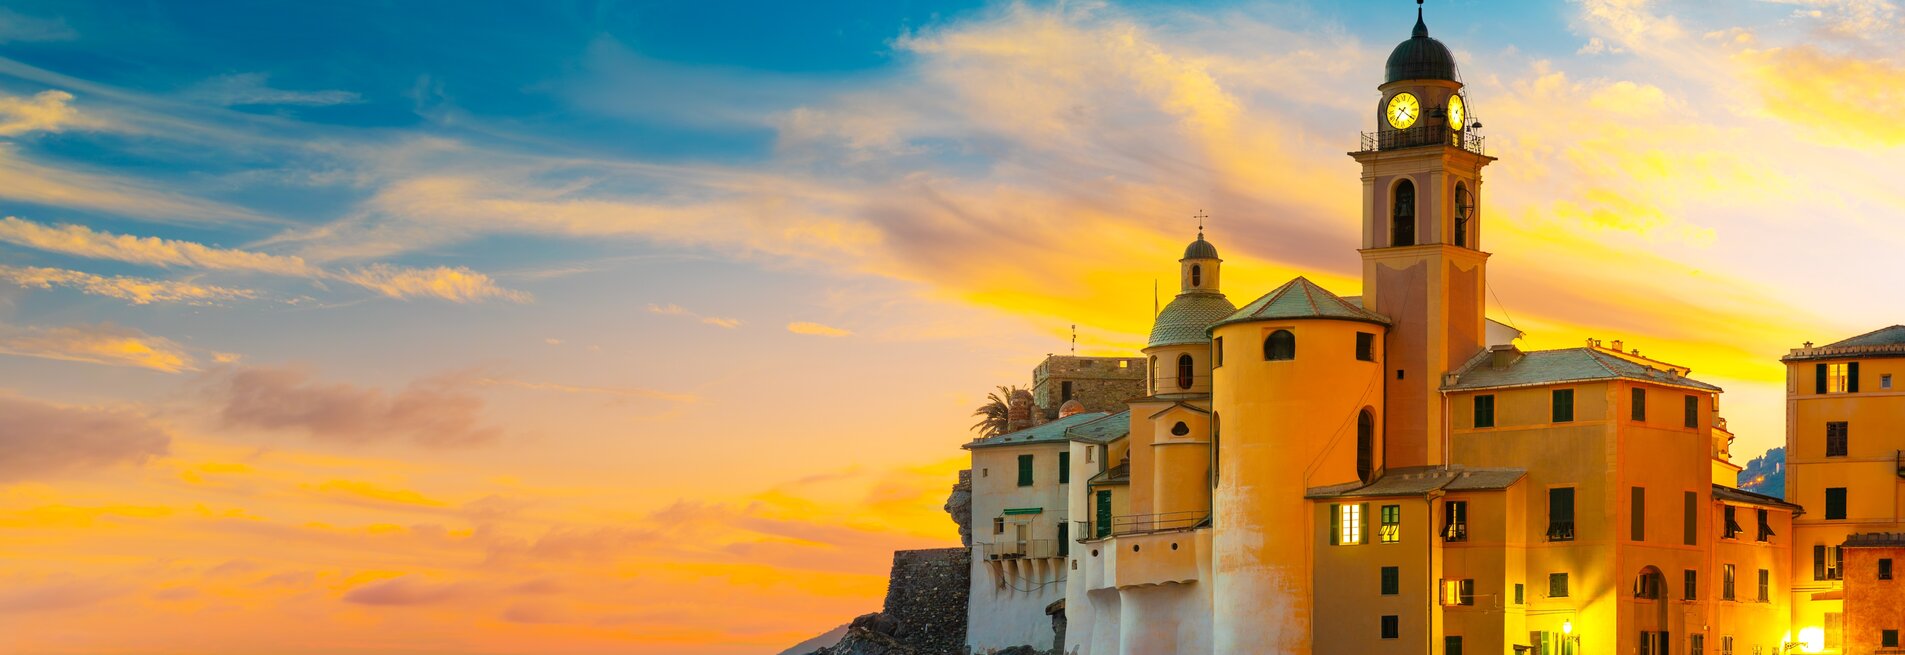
1386,92,1420,129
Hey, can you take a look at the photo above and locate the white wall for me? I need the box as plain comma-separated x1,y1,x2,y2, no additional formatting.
968,442,1070,653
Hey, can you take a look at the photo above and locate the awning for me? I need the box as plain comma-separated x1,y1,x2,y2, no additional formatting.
1002,507,1043,515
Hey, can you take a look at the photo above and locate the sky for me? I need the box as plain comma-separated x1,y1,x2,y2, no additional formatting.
0,0,1899,652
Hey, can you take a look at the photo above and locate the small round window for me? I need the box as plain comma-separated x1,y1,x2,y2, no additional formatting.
1171,421,1190,436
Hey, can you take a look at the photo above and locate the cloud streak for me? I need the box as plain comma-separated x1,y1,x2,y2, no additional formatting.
0,322,199,372
0,264,259,305
645,303,741,329
216,366,502,448
0,393,170,483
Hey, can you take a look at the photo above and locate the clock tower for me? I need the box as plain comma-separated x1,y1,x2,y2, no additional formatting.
1351,1,1495,469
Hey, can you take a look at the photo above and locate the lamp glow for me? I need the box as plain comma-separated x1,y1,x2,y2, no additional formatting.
1797,627,1824,653
1562,620,1573,635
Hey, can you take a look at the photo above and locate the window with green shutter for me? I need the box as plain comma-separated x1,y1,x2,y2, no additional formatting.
1017,454,1033,487
1059,451,1069,484
1381,566,1399,595
1684,395,1699,428
1552,389,1574,423
1549,572,1569,598
1473,394,1494,428
1631,387,1646,421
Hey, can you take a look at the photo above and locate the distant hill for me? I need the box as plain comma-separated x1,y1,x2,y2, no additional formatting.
777,622,849,655
1738,446,1785,498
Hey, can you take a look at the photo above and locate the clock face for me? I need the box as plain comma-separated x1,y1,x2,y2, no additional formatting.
1386,93,1420,129
1448,95,1466,130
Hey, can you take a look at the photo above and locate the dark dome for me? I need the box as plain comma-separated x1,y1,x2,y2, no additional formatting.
1384,11,1458,84
1182,233,1219,260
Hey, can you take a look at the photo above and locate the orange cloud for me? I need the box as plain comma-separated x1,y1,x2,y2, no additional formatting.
786,321,852,337
215,366,502,448
0,264,259,305
0,393,170,483
645,303,742,329
0,321,198,372
1739,46,1905,146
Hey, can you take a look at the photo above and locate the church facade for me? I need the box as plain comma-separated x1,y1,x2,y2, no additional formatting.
953,6,1905,655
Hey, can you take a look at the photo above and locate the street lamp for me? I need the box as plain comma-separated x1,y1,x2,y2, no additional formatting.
1562,620,1572,636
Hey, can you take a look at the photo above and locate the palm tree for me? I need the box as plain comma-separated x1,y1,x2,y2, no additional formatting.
970,385,1025,438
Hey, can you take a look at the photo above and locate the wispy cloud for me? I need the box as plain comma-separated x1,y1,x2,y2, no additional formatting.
0,322,199,372
0,264,259,305
0,90,108,136
0,216,528,303
215,366,502,448
645,303,742,329
0,393,170,482
0,8,76,44
786,321,851,337
186,73,361,107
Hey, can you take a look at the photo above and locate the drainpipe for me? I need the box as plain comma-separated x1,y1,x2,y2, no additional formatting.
1427,488,1446,655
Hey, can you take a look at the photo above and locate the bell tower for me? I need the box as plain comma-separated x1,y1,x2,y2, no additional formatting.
1350,0,1495,468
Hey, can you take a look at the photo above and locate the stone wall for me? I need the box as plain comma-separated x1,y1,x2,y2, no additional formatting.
1031,356,1145,420
883,547,972,655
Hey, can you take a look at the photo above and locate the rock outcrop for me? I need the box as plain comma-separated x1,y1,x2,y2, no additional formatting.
945,469,972,547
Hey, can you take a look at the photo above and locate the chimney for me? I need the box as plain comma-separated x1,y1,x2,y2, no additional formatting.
1490,345,1523,371
1610,339,1623,352
1005,389,1035,433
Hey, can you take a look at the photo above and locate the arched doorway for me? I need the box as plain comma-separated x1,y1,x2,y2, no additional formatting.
1633,566,1669,655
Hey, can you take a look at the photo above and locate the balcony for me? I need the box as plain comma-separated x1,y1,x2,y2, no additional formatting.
981,538,1059,560
1076,510,1208,542
1358,124,1486,155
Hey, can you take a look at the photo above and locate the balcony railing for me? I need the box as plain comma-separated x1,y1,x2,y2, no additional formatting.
981,538,1058,560
1076,510,1208,541
1358,124,1486,155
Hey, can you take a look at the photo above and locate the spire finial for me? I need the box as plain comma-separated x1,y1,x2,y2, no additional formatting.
1414,0,1429,38
1193,209,1208,239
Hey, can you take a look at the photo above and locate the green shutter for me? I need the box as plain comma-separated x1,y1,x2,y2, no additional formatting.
1059,451,1070,484
1360,502,1371,544
1849,362,1861,392
1816,363,1828,394
1017,454,1033,487
1631,487,1645,542
1683,491,1698,546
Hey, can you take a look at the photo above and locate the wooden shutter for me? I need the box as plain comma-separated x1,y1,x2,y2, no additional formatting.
1059,451,1070,484
1849,362,1860,392
1684,491,1698,545
1329,504,1341,545
1631,487,1646,541
1018,454,1033,486
1814,544,1827,580
1360,503,1371,544
1816,363,1828,393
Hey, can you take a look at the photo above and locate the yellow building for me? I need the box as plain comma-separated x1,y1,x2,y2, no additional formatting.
1781,326,1905,652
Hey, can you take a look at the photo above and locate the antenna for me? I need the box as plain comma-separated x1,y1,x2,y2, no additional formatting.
1070,324,1077,355
1153,279,1160,318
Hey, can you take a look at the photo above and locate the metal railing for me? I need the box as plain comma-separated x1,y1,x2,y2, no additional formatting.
981,539,1058,560
1077,511,1209,540
1358,124,1486,155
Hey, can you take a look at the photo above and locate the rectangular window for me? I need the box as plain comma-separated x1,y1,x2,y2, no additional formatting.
1440,579,1474,606
1460,579,1474,606
1381,566,1400,595
1723,564,1736,600
1445,636,1464,655
1880,558,1893,580
1816,544,1846,580
1884,630,1899,649
1826,487,1847,520
1549,572,1569,598
1341,504,1363,545
1631,486,1646,542
1819,362,1856,393
1758,568,1769,602
1723,505,1743,539
1474,395,1495,428
1445,500,1468,541
1059,451,1070,484
1018,454,1034,487
1380,504,1401,544
1552,389,1575,423
1756,508,1773,542
1547,488,1576,541
1514,583,1524,605
994,517,1005,534
1685,491,1699,545
1381,615,1399,639
1684,395,1699,428
1722,636,1734,655
1632,387,1646,421
1356,332,1375,362
1685,569,1698,600
1826,421,1848,457
1212,337,1224,367
1884,373,1894,390
1691,634,1704,655
1061,380,1074,401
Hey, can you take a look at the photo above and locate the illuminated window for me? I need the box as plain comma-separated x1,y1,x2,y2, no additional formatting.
1341,504,1363,545
1440,579,1474,606
1380,504,1401,543
1815,544,1844,580
1817,362,1857,393
1444,500,1468,542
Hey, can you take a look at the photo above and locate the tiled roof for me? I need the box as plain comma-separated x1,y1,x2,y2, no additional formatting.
1445,347,1722,392
1783,325,1905,362
1087,460,1129,486
1843,532,1905,548
1148,292,1237,348
964,411,1109,450
1064,411,1130,444
1712,484,1804,513
1211,277,1390,332
1305,465,1525,499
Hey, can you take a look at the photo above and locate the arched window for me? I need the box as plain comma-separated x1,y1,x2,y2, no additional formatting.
1176,353,1194,390
1264,329,1295,361
1392,180,1416,247
1357,409,1376,483
1149,355,1159,393
1211,413,1221,489
1454,182,1472,248
1634,567,1665,599
1190,264,1202,288
1171,421,1190,436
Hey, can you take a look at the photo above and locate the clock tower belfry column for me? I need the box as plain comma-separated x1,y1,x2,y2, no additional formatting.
1350,1,1495,469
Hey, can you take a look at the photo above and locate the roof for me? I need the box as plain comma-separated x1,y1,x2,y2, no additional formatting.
1444,346,1723,392
1211,277,1391,331
1306,465,1525,499
1148,292,1237,348
1087,460,1129,486
1713,484,1804,513
1843,532,1905,548
1182,233,1220,260
965,411,1109,450
1064,411,1130,444
1783,325,1905,362
1384,9,1458,84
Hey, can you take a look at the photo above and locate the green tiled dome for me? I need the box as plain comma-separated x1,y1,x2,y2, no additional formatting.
1148,293,1237,349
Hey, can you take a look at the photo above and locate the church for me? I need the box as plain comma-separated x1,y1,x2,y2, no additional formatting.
953,4,1905,655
